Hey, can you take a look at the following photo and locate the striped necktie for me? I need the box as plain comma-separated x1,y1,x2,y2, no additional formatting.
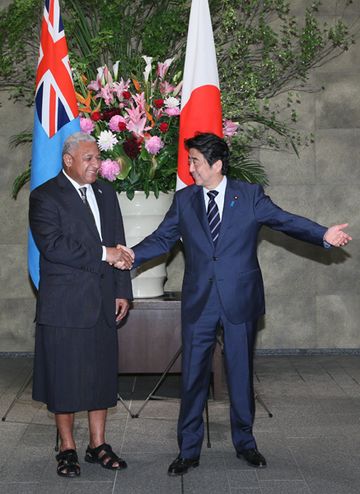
207,190,221,244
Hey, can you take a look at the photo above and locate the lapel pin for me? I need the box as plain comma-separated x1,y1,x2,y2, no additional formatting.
98,189,102,194
230,195,238,207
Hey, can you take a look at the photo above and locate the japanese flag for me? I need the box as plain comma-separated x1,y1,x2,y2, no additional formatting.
177,0,223,190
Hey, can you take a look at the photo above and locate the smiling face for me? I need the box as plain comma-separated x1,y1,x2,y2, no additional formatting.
63,141,101,185
188,148,223,189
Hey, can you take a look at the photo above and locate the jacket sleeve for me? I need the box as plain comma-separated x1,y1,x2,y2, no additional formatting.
253,184,327,246
29,188,102,272
132,192,182,267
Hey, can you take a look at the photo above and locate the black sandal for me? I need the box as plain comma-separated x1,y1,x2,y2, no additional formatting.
85,443,127,470
56,449,80,477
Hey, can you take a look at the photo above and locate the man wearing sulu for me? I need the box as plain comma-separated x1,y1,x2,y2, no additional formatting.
119,132,351,476
29,132,134,477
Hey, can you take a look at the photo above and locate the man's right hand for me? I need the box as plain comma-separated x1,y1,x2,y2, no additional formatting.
106,245,134,270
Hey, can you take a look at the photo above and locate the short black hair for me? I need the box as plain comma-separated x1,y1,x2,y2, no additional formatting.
184,133,230,175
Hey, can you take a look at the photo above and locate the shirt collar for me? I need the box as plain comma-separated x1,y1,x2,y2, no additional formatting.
203,175,227,195
62,169,90,192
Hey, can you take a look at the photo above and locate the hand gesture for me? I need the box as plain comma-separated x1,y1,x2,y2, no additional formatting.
324,223,352,247
106,245,134,269
113,244,135,270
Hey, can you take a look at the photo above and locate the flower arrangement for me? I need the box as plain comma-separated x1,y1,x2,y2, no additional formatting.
75,56,182,199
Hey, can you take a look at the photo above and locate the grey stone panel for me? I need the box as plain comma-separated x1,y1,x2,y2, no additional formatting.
314,240,359,294
315,130,360,184
257,292,317,349
258,233,319,296
264,185,318,219
315,39,360,76
0,190,30,244
260,145,316,186
0,245,35,298
314,185,360,234
0,93,33,138
316,73,360,129
290,0,360,17
316,293,360,348
0,133,31,193
0,298,35,352
268,91,317,131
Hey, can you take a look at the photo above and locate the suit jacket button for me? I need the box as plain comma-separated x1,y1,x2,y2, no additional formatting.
213,256,218,261
208,277,213,282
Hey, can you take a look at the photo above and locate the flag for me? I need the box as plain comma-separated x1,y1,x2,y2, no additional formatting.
177,0,223,190
29,0,80,288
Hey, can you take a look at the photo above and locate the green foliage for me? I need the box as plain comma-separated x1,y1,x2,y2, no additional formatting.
0,0,42,104
0,0,357,195
213,0,355,155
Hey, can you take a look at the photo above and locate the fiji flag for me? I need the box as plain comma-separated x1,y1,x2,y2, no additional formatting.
29,0,80,288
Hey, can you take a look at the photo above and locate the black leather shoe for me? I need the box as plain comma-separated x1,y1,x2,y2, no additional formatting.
168,456,200,476
236,448,267,468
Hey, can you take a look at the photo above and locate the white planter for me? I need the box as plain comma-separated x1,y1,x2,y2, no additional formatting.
118,191,174,298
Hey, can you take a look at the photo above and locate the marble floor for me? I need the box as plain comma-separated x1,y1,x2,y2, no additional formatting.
0,354,359,494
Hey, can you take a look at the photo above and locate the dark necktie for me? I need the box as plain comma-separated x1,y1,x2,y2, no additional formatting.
79,186,96,223
207,190,221,244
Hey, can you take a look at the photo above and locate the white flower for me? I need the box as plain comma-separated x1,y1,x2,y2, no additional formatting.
164,96,180,109
142,56,153,82
97,130,118,151
97,66,106,85
113,60,120,81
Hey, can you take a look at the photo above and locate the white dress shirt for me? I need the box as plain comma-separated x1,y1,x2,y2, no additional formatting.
62,170,106,260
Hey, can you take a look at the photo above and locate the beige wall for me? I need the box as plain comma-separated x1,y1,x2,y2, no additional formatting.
0,0,359,351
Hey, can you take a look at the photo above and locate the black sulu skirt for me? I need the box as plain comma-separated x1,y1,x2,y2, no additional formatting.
32,311,118,413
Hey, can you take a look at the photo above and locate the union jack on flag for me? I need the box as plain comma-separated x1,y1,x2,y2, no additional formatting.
35,0,78,138
29,0,80,288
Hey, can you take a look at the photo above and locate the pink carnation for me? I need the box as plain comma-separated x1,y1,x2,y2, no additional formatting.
80,117,95,134
223,119,239,137
99,159,120,181
164,107,180,116
145,136,164,155
109,115,127,132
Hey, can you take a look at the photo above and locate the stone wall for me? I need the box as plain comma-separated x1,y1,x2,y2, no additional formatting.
0,0,359,351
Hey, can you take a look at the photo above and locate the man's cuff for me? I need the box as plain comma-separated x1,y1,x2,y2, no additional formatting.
102,246,107,261
323,239,332,249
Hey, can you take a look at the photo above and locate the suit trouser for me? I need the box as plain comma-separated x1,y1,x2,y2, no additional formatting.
178,284,258,459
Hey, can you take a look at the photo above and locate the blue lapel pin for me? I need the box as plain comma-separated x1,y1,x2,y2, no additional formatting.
230,195,238,207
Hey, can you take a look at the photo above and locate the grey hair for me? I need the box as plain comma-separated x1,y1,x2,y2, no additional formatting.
62,132,96,157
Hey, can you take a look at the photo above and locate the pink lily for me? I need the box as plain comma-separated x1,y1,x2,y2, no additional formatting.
125,105,150,137
157,58,174,79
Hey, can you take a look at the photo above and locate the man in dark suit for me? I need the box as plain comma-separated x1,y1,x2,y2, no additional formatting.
125,133,351,475
29,132,134,477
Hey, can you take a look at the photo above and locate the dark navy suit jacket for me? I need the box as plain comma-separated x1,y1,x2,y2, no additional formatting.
29,172,132,328
133,179,327,325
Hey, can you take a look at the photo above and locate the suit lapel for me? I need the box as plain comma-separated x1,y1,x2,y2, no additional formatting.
92,182,106,242
192,186,213,246
56,172,101,241
216,179,240,246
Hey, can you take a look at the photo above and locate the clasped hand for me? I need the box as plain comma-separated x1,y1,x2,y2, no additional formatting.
106,245,135,270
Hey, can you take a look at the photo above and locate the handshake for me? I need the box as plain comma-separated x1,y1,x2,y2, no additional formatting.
106,245,135,270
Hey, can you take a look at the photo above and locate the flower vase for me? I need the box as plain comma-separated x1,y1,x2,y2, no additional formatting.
118,191,174,298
